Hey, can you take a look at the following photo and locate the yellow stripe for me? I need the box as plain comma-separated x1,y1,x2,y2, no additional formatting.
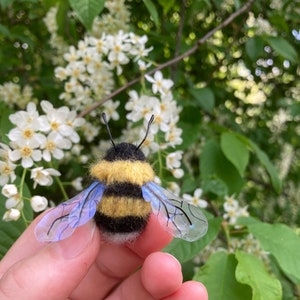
97,196,151,218
90,160,155,185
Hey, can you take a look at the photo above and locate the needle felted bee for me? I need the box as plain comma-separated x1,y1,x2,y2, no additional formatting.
35,113,208,243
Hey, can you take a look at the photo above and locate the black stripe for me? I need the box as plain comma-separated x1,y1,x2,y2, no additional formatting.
94,211,149,233
104,182,143,199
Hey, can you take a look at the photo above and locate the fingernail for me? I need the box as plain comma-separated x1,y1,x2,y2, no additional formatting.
53,221,96,259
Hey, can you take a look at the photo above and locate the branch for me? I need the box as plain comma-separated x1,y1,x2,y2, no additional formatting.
78,0,255,118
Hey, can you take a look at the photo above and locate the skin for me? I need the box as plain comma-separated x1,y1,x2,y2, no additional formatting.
0,213,208,300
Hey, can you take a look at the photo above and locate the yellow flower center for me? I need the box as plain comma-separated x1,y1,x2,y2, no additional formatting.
51,121,59,131
23,129,33,139
21,146,32,157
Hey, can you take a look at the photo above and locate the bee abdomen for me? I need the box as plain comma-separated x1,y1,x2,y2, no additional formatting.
94,181,151,241
103,182,143,199
94,212,149,234
96,181,151,218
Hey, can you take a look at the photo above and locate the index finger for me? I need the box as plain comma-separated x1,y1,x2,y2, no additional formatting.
0,212,47,276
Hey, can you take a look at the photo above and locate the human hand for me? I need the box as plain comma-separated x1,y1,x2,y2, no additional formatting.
0,214,208,300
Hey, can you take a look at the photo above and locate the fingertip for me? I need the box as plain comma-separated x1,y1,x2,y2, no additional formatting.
141,252,182,299
52,221,99,259
162,280,208,300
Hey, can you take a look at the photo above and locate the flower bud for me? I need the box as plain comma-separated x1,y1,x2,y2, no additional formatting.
30,195,48,212
2,208,21,221
2,184,18,198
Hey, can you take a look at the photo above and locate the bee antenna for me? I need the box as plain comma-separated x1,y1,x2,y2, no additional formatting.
102,113,116,149
136,114,155,150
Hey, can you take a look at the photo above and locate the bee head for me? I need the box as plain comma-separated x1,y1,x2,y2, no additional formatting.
101,113,154,162
104,142,146,161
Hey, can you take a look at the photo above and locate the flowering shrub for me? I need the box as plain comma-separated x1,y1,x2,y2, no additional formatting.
0,0,300,298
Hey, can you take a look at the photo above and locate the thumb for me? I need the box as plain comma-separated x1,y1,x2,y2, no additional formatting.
0,221,100,300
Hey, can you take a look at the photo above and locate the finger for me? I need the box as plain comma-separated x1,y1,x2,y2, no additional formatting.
70,214,172,299
162,281,208,300
0,212,48,276
105,252,182,300
0,222,100,300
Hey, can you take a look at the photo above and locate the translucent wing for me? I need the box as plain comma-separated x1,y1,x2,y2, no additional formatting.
35,181,105,242
142,182,208,242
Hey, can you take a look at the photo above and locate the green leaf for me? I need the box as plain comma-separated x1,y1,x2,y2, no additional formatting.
164,217,222,263
0,182,33,259
245,36,264,61
56,1,70,37
221,132,250,177
0,24,11,37
266,36,299,63
202,176,229,197
249,142,282,193
247,222,300,284
143,0,160,28
200,139,244,194
69,0,105,30
194,252,252,300
289,102,300,117
190,87,215,114
178,121,201,150
157,0,175,15
236,251,282,300
0,106,14,144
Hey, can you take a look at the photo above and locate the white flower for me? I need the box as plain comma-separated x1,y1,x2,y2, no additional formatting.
183,188,208,208
171,168,184,179
8,127,46,147
223,208,239,225
167,181,181,196
223,194,249,225
30,195,48,212
5,197,19,209
102,100,120,121
106,31,131,75
9,140,42,168
137,60,151,71
40,101,73,136
165,127,183,146
30,167,61,188
2,208,21,221
9,102,42,129
0,160,17,185
64,45,80,63
129,33,153,60
81,122,100,143
224,195,239,211
0,143,11,160
40,101,84,144
71,177,83,191
0,83,33,109
2,184,18,197
145,71,174,95
237,206,249,218
166,151,183,169
41,131,71,162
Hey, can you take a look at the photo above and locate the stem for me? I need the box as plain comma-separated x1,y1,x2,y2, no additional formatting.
222,221,232,250
48,161,69,201
78,0,255,118
55,175,69,201
19,168,29,226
